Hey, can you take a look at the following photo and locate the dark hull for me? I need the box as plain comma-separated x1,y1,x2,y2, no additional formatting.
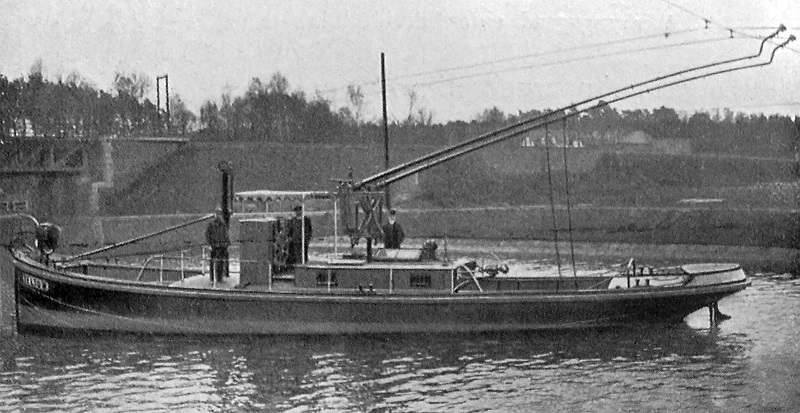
12,254,750,335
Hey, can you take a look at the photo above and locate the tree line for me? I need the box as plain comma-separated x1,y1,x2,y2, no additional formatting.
2,66,797,158
196,73,798,158
0,63,194,139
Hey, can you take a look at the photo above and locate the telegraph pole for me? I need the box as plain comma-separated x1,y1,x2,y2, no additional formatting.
381,53,391,209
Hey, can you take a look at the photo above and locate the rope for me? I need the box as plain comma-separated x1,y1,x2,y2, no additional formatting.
562,117,579,290
543,123,563,286
84,241,209,259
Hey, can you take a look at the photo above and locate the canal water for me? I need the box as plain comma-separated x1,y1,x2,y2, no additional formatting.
0,260,798,412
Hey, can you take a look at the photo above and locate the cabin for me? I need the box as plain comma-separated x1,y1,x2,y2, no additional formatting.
237,216,615,294
239,215,456,293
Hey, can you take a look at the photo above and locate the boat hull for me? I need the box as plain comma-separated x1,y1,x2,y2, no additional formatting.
12,254,750,335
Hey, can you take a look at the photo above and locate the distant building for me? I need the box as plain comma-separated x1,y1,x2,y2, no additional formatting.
521,132,583,148
521,136,536,147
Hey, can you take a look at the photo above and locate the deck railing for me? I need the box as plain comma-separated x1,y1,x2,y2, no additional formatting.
135,250,192,283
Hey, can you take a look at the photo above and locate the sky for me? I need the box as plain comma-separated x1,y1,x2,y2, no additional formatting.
1,0,798,123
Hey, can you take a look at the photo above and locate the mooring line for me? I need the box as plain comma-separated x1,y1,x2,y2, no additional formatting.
562,117,579,290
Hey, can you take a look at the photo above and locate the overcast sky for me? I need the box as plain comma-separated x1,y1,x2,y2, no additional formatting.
1,0,798,123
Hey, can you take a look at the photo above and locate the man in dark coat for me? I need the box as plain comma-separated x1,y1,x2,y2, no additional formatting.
287,205,312,265
382,209,405,249
205,208,229,282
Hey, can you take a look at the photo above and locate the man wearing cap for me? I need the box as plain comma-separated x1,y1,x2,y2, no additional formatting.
205,208,229,282
382,209,405,249
287,205,312,265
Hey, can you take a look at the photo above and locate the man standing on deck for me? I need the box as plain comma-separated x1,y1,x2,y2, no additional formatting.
287,205,312,265
205,208,229,282
382,209,405,249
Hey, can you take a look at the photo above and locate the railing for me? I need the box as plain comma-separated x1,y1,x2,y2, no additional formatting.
135,250,193,283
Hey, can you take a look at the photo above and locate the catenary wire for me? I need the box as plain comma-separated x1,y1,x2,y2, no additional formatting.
398,36,736,90
317,25,731,94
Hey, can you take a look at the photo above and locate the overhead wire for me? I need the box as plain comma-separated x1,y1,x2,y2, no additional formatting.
657,0,757,38
384,28,707,82
357,29,792,188
316,3,795,123
316,24,731,95
400,35,736,90
372,39,793,187
328,32,782,104
315,5,797,101
731,26,800,31
658,0,800,54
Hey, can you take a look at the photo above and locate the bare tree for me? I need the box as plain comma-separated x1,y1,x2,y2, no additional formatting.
406,90,418,124
416,107,434,126
346,84,365,124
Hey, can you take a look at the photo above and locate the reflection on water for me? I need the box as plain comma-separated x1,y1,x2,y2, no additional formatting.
1,276,799,412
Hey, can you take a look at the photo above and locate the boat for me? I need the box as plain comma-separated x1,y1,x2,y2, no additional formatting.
3,221,750,335
0,183,750,335
2,30,791,335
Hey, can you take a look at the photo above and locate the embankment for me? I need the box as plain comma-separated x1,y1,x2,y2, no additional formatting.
99,140,799,216
102,142,438,216
53,205,799,273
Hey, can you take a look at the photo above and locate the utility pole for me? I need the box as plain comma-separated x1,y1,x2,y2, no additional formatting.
156,75,170,134
381,53,391,210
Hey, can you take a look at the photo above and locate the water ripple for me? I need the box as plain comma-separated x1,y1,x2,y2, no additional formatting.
1,276,799,411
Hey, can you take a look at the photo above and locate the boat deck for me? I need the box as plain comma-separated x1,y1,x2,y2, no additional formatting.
170,272,304,292
55,251,746,296
170,272,242,290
